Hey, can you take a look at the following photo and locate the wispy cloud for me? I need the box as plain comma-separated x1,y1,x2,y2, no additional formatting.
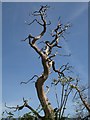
62,40,88,85
71,55,88,80
68,3,88,21
62,39,88,84
61,3,88,83
61,40,71,55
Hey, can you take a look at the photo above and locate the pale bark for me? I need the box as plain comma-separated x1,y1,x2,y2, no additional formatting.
35,56,55,119
21,5,71,119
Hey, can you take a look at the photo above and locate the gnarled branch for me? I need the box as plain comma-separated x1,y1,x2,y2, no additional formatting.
20,75,38,85
5,98,41,118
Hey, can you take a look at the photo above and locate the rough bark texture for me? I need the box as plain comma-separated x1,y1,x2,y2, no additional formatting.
35,55,55,119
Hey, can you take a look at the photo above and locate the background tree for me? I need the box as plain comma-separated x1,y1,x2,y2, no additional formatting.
70,83,90,119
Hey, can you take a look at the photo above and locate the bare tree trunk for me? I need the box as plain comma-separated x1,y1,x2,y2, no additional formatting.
35,81,55,119
35,56,55,120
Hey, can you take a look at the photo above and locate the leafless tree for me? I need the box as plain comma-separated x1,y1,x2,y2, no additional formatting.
70,84,90,119
4,5,76,120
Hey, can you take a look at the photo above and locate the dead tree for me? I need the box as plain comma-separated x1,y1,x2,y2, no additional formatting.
21,5,71,120
5,5,71,120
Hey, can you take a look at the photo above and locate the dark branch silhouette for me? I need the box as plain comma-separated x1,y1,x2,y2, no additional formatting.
20,75,38,84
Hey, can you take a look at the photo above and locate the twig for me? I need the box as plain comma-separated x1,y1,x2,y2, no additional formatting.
20,75,38,84
52,60,64,77
27,19,43,26
54,84,59,108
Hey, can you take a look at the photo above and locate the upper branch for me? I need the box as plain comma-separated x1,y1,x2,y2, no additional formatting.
31,5,50,45
50,22,71,45
42,22,70,57
22,5,51,58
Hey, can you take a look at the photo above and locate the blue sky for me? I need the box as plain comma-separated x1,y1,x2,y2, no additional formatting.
2,2,88,117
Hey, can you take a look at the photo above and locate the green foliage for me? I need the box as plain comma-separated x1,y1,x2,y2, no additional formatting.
20,112,34,120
